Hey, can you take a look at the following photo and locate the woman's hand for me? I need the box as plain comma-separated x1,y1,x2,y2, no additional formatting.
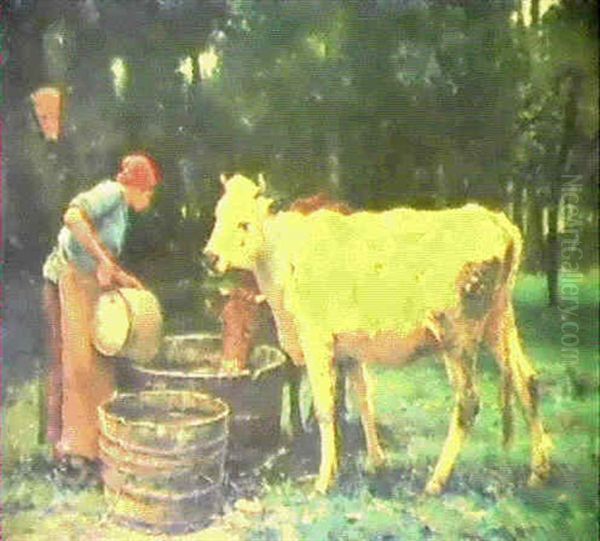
116,270,144,290
96,260,116,289
97,261,144,290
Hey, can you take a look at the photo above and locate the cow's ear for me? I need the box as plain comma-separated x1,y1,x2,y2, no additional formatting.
219,174,228,187
257,173,267,195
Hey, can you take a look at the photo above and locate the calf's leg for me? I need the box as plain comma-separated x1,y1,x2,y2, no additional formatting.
285,360,304,439
500,369,515,448
426,348,480,495
348,362,386,470
299,331,338,493
486,302,552,486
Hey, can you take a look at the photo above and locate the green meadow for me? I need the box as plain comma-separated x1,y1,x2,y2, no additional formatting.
3,272,598,541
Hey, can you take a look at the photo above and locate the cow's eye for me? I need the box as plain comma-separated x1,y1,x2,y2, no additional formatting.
238,221,250,231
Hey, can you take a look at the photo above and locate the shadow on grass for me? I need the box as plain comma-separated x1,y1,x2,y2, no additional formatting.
256,417,434,500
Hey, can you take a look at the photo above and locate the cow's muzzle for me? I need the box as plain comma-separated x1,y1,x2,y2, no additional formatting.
202,249,219,272
203,249,229,274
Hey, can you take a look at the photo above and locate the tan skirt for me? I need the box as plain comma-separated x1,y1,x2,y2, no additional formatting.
57,263,115,460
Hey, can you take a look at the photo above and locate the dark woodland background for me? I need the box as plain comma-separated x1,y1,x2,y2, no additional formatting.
3,0,598,298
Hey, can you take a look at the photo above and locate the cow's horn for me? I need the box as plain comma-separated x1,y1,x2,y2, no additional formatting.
257,173,266,194
219,173,228,186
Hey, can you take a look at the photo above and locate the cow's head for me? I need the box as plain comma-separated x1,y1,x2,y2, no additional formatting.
204,174,273,273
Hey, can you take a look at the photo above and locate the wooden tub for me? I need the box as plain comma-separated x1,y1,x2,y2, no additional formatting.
117,333,289,467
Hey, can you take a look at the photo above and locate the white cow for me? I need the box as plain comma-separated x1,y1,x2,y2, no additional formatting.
204,174,552,494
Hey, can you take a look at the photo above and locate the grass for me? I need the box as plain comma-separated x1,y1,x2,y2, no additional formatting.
2,272,599,540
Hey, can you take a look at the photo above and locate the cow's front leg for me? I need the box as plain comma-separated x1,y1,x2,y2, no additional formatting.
425,348,479,495
348,361,386,471
300,332,337,494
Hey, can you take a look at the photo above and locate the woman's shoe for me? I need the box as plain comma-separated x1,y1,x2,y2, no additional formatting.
53,455,102,490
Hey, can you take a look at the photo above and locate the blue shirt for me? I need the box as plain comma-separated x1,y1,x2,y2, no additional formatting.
43,180,129,281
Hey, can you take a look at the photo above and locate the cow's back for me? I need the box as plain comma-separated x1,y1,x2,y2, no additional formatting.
267,204,516,339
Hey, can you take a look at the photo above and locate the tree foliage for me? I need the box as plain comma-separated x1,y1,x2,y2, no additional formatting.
4,0,598,289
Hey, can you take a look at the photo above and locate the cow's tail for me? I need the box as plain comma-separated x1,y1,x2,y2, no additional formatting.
484,212,552,478
488,211,524,448
497,212,523,292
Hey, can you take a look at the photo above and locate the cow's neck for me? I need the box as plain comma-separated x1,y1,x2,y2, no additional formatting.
252,213,282,298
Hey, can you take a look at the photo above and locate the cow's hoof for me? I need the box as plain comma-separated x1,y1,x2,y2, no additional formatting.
365,450,387,473
280,427,294,446
527,471,548,488
529,434,552,487
314,477,333,495
424,479,444,496
307,489,325,501
314,482,329,495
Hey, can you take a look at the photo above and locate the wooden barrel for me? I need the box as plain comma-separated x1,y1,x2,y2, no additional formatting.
98,390,229,534
117,334,288,468
104,478,222,535
93,288,163,364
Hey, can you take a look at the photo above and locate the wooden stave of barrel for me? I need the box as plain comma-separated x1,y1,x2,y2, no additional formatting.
98,390,229,534
104,479,222,535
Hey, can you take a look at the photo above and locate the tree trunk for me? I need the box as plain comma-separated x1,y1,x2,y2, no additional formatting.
434,164,448,209
512,177,524,234
546,73,580,306
525,186,545,273
327,131,341,193
530,0,540,26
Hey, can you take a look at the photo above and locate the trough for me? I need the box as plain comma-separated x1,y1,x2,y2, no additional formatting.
116,333,289,466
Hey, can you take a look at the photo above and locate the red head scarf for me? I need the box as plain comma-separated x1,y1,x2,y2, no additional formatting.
117,153,163,190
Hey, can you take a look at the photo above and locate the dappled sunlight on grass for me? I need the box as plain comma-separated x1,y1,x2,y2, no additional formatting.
3,381,50,474
3,272,598,540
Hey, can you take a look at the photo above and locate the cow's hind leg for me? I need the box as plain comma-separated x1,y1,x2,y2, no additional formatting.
500,369,514,449
425,347,480,495
486,302,552,486
285,359,305,439
299,332,339,493
348,361,386,471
